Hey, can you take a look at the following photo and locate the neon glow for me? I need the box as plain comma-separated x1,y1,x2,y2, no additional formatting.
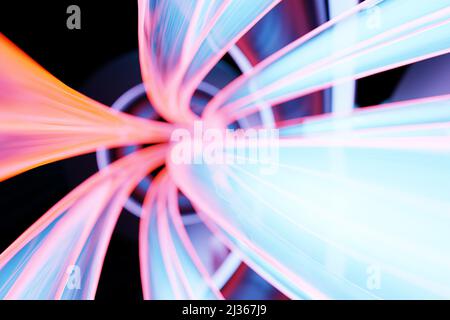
1,0,450,300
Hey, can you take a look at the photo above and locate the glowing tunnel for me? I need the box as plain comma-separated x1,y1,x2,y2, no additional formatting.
2,0,450,300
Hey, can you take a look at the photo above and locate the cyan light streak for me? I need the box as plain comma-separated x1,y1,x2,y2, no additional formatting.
280,95,450,137
169,99,450,298
204,0,450,124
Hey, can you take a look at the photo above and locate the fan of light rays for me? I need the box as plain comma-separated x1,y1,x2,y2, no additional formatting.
0,34,172,182
138,0,281,123
0,146,166,299
203,0,450,124
168,94,450,299
2,0,450,300
139,171,224,299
